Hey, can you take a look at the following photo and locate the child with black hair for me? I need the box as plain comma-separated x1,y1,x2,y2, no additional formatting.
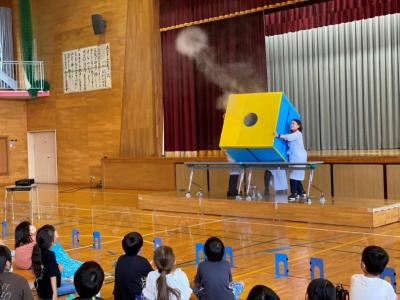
194,237,243,300
0,245,33,299
72,261,104,300
247,285,280,300
350,245,396,300
113,232,153,300
275,119,308,201
15,221,36,270
143,246,191,300
32,225,61,300
306,278,336,300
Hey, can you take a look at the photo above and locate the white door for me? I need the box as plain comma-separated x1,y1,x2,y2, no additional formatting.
28,131,57,183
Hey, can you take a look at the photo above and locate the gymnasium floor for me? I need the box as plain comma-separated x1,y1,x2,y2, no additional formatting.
2,185,400,299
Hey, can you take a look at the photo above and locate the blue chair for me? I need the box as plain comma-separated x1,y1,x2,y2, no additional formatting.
274,253,289,278
153,237,162,251
310,257,324,280
1,220,6,237
93,231,101,249
380,267,396,292
224,246,234,267
72,228,79,246
195,243,206,265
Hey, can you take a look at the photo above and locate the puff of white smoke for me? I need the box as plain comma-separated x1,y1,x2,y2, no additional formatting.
176,27,208,58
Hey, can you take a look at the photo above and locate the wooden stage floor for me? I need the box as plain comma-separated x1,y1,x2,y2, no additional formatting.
2,185,400,299
139,192,400,228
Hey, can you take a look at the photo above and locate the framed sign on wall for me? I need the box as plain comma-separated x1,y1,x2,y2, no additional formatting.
62,43,111,93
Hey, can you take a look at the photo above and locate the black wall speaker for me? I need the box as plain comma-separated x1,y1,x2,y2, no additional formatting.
91,14,106,35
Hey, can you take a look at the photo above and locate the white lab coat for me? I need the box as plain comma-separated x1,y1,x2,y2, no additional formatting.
286,131,307,180
270,170,288,191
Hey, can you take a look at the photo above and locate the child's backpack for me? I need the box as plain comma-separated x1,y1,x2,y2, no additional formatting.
336,284,349,300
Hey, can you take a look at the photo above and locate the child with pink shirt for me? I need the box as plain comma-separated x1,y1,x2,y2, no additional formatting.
14,221,36,269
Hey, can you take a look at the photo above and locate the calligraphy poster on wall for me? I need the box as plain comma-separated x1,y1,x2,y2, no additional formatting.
63,43,111,93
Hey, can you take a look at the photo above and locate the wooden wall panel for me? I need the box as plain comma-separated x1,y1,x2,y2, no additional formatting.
102,158,175,190
0,0,11,7
0,100,28,185
0,137,8,175
120,0,163,158
387,165,400,200
25,0,128,183
333,164,384,199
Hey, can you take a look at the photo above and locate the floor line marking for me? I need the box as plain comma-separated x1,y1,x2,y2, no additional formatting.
65,217,236,252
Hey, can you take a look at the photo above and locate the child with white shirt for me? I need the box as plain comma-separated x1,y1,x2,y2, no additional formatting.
143,246,192,300
350,245,397,300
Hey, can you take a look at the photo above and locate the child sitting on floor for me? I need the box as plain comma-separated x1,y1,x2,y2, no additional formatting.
113,232,153,300
350,245,396,300
194,237,243,300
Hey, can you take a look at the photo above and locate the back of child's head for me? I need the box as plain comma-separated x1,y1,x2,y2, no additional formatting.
122,232,143,255
362,245,389,275
154,246,180,300
247,285,280,300
32,224,56,278
36,225,55,250
306,278,336,300
15,221,33,248
74,261,104,298
0,245,12,274
204,237,225,262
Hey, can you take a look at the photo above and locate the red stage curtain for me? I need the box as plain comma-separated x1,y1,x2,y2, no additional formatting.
162,13,266,156
160,0,296,28
264,0,400,35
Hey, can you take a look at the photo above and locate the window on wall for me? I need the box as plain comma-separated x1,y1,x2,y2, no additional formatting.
0,137,8,175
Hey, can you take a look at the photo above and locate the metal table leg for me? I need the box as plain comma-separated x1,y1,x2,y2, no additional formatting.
36,187,40,220
306,169,314,203
246,169,253,201
236,169,245,200
186,168,194,198
3,189,7,221
11,193,14,220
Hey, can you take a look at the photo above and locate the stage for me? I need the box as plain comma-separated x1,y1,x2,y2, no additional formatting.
138,192,400,228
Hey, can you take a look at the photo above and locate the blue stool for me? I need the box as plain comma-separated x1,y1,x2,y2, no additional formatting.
72,229,79,247
1,221,6,237
380,267,396,292
195,243,206,265
57,280,76,296
274,253,289,278
223,246,234,267
153,237,162,251
310,257,324,280
93,231,101,249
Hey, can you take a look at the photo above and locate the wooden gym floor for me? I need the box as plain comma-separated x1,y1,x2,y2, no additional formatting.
2,185,400,299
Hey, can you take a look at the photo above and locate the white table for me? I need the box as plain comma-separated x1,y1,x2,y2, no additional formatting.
184,161,324,201
3,184,39,222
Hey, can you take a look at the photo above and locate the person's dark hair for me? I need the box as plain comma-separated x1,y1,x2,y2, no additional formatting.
292,119,303,132
0,245,12,297
247,285,280,300
306,278,336,300
204,237,224,262
154,246,180,300
15,221,33,248
31,225,56,278
74,261,104,298
0,245,11,274
122,232,143,255
362,245,389,275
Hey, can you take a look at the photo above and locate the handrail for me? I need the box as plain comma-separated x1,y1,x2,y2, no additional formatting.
0,60,45,91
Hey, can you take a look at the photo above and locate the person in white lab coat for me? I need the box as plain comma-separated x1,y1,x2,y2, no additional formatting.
275,119,307,201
